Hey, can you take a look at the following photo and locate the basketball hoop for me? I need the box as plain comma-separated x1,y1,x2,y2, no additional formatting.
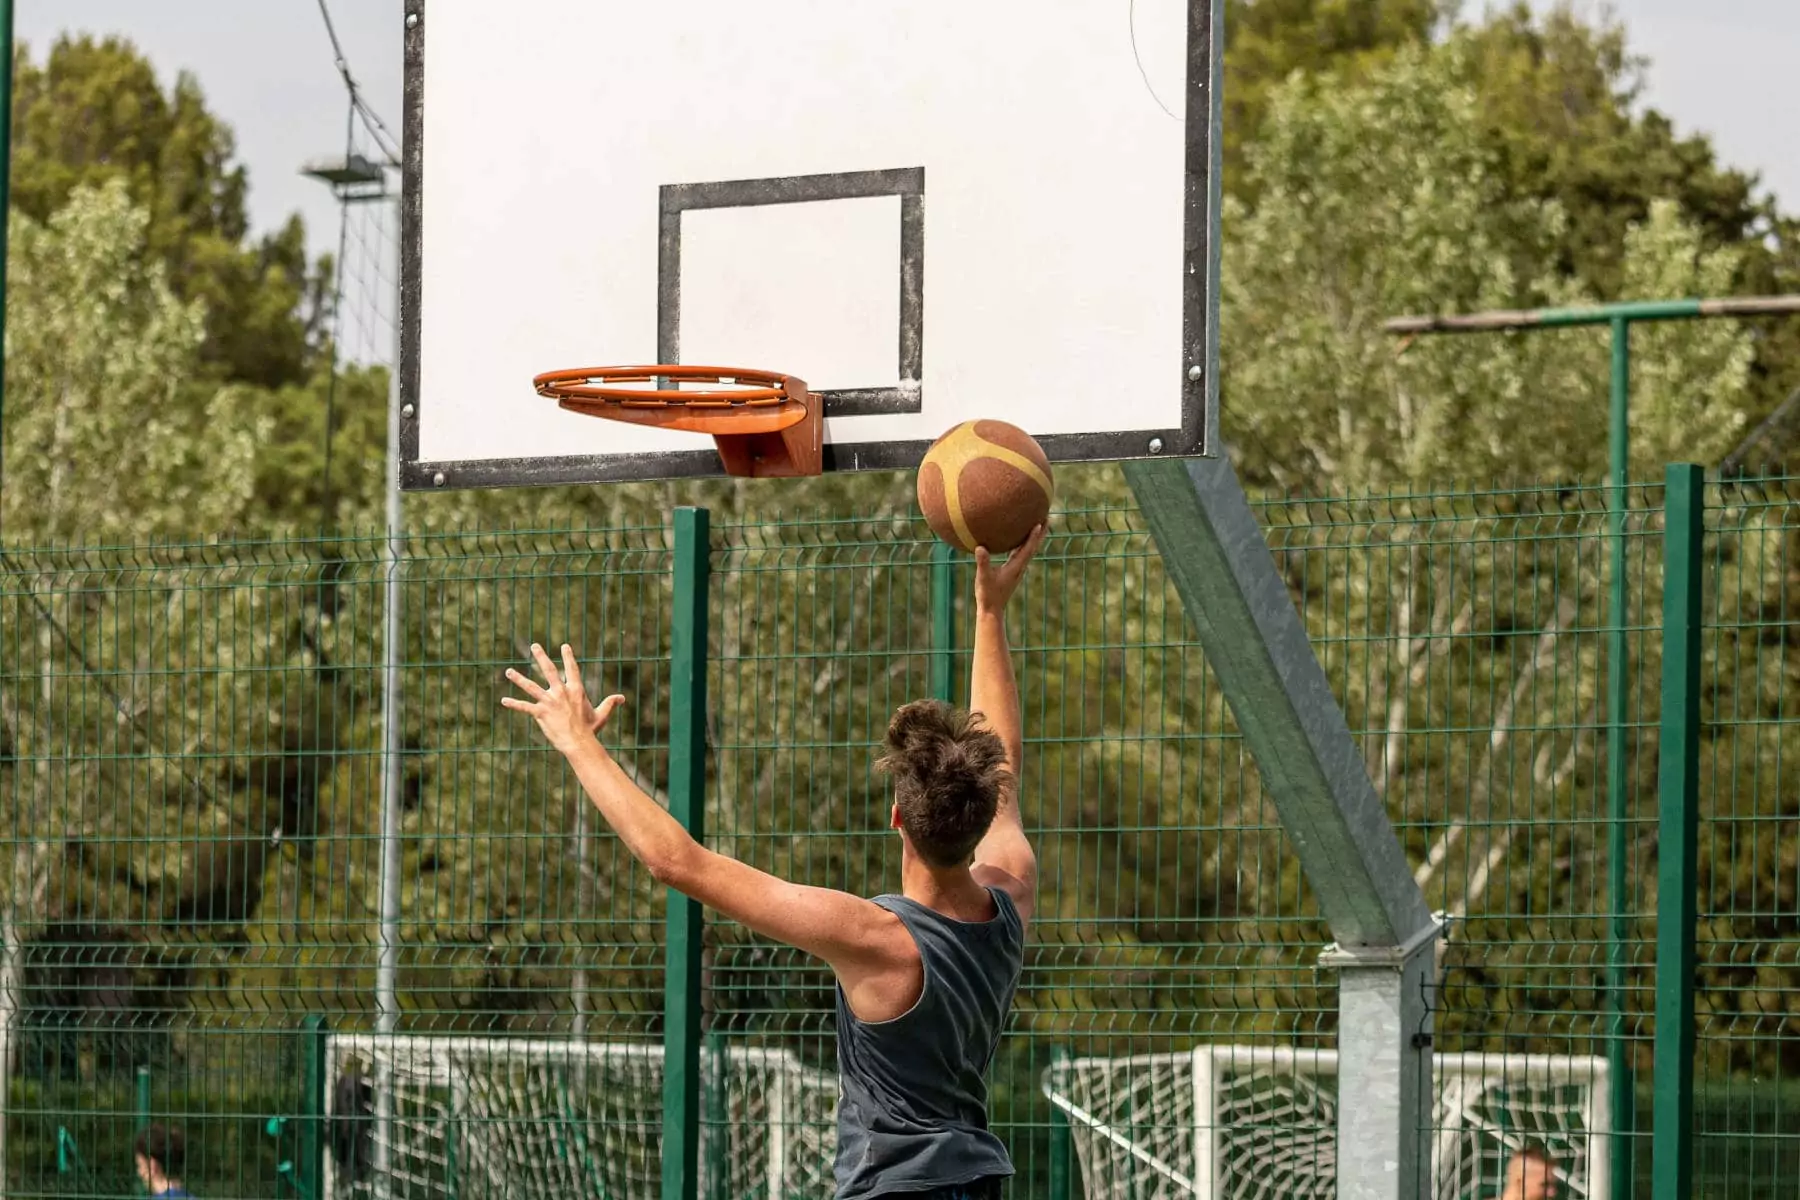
534,365,822,478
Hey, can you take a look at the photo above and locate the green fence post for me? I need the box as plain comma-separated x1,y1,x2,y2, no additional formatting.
135,1065,152,1196
703,1029,728,1200
1604,315,1636,1198
1048,1047,1071,1200
299,1016,328,1200
664,507,710,1200
930,542,957,703
1651,464,1703,1200
0,0,13,459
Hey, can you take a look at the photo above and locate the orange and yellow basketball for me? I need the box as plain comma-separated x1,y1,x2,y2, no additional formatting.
916,420,1054,554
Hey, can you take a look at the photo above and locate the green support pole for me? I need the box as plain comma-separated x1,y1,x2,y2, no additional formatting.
299,1016,328,1200
1651,464,1703,1200
703,1029,727,1200
0,0,12,466
1385,295,1800,338
929,542,956,703
1604,317,1635,1198
664,507,710,1200
0,0,15,1132
136,1065,153,1196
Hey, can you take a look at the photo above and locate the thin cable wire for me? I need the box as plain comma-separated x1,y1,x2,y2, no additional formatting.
313,0,404,528
352,95,403,166
315,0,402,165
314,0,351,78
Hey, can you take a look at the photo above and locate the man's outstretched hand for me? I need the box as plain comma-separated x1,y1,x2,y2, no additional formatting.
973,524,1047,615
503,643,626,755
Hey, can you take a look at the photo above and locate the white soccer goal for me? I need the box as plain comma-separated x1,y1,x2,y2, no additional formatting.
322,1034,840,1200
1043,1046,1612,1200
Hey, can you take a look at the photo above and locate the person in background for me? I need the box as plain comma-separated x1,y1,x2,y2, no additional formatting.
1499,1144,1558,1200
134,1123,194,1199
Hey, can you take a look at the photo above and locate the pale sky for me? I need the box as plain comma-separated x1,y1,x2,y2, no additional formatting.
15,0,403,257
14,1,1797,257
1521,0,1798,210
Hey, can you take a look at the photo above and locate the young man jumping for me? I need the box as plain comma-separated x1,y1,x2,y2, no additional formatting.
504,527,1046,1200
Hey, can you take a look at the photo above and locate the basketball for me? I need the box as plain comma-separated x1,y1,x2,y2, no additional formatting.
916,420,1054,554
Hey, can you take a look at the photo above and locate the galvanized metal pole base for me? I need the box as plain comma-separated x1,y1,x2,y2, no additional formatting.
1320,923,1443,1200
1126,453,1443,1200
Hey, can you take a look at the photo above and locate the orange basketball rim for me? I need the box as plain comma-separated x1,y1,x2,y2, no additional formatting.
534,365,822,478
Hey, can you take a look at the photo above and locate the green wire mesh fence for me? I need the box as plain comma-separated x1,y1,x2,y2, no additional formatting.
0,476,1795,1198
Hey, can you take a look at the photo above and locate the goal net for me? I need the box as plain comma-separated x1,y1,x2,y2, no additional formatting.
1043,1046,1611,1200
322,1034,839,1200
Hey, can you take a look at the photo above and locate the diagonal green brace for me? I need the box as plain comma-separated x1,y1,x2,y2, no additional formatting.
1128,454,1440,1200
1125,456,1434,948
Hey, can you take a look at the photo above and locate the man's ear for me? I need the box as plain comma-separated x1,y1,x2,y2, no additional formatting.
891,803,903,831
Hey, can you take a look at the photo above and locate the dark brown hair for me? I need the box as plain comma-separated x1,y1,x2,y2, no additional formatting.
135,1123,186,1177
876,700,1011,868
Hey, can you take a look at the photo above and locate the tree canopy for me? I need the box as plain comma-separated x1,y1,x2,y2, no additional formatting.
1221,0,1448,189
1219,1,1800,450
3,179,268,543
1219,44,1755,491
10,34,325,390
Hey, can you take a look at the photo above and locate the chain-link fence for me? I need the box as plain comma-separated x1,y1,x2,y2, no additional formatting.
1,475,1795,1198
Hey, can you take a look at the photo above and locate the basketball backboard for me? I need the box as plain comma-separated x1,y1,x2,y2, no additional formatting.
398,0,1221,490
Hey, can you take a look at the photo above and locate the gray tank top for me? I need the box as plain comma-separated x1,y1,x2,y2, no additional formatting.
832,887,1024,1200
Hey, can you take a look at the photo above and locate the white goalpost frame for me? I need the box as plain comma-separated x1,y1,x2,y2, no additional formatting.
1045,1043,1614,1200
1193,1047,1216,1198
0,1002,9,1200
321,1033,837,1200
765,1051,788,1200
1430,1050,1613,1200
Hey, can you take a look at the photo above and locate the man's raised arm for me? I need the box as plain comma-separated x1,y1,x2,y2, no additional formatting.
504,643,908,977
969,526,1047,923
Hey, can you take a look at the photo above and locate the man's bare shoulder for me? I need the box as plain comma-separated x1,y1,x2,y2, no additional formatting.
971,862,1035,929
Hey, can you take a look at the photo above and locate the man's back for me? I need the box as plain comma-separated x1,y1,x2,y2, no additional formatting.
834,887,1024,1200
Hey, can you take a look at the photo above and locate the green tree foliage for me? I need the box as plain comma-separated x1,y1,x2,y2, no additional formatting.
4,35,387,536
1449,5,1800,429
2,180,268,543
1617,199,1757,469
1452,5,1772,297
1220,46,1754,491
1221,0,1447,189
241,362,391,528
10,34,321,388
1222,2,1800,439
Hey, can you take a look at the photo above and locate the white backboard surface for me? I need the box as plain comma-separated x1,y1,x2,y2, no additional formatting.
399,0,1221,489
